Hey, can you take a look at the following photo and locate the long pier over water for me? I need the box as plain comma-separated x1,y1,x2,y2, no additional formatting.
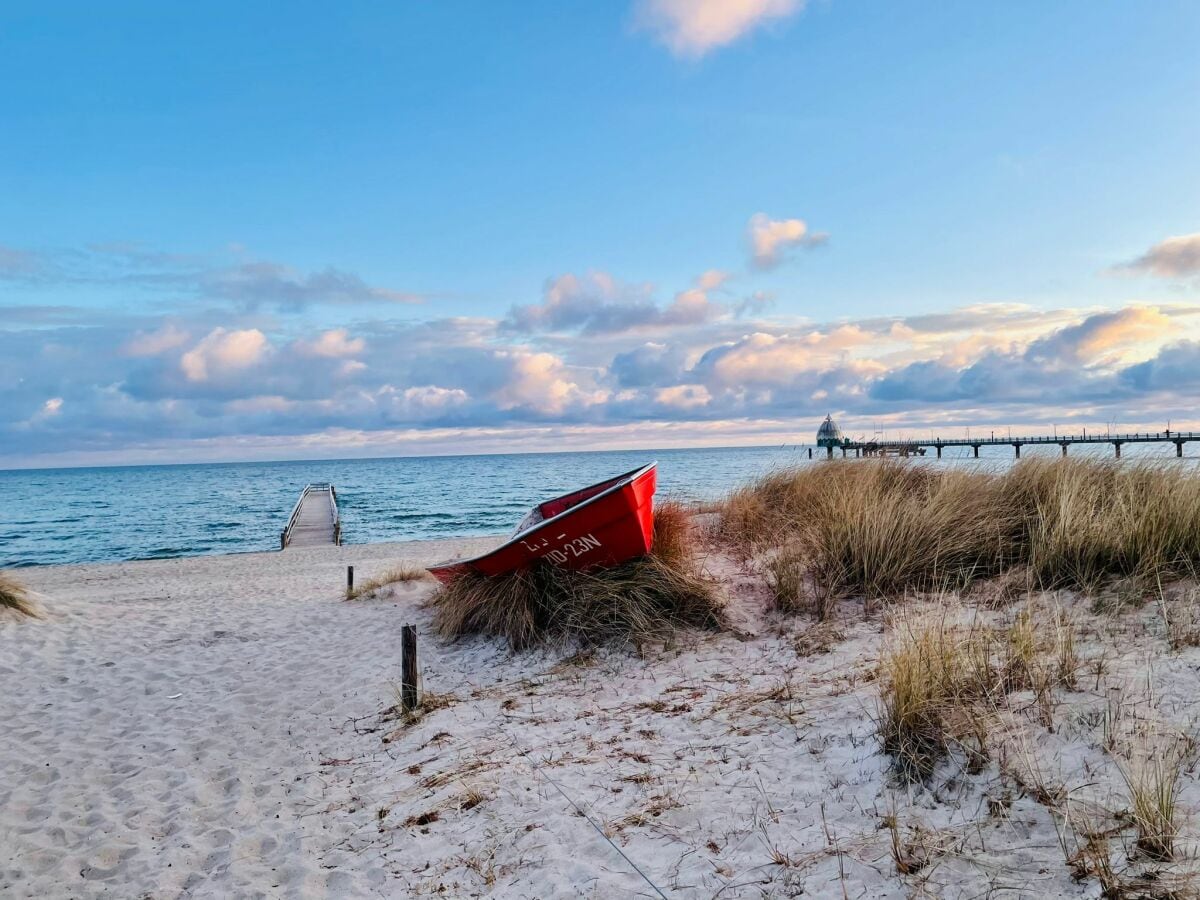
825,430,1200,459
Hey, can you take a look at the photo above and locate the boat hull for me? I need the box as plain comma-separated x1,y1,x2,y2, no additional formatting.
428,463,657,583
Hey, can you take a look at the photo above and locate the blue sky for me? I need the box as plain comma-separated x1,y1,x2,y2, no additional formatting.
2,1,1199,467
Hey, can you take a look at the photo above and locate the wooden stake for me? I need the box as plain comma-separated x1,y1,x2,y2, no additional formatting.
401,625,418,712
347,565,354,592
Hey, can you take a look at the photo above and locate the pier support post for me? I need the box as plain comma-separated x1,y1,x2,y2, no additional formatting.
1014,444,1022,459
808,447,813,459
1060,442,1068,457
401,625,419,713
936,445,942,459
826,447,833,459
1177,441,1186,458
841,447,847,458
1113,442,1122,459
972,444,980,458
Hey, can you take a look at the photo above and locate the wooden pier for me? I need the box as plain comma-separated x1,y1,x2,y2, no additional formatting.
280,483,341,548
825,430,1200,460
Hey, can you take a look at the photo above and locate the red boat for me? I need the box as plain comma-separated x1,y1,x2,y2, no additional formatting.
427,462,658,583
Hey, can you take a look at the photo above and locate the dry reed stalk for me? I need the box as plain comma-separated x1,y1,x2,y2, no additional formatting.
649,498,696,570
345,564,434,600
429,500,724,649
722,458,1200,605
877,605,1002,780
0,571,36,618
1115,727,1191,862
431,554,724,649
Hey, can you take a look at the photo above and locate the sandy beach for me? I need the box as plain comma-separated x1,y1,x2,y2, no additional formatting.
0,537,502,899
6,519,1200,899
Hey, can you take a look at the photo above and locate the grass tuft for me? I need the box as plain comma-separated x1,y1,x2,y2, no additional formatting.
649,498,695,570
346,564,434,600
0,571,36,618
431,554,724,650
429,502,724,649
877,607,999,780
1116,729,1191,862
877,599,1081,781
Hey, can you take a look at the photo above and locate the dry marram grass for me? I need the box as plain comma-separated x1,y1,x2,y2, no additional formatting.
345,564,434,600
1115,728,1192,862
877,599,1083,781
723,458,1200,605
429,501,724,649
0,571,36,618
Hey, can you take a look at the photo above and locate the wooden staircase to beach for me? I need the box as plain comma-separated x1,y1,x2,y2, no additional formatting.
281,484,341,548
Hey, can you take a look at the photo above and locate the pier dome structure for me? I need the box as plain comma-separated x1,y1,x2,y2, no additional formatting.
816,414,843,449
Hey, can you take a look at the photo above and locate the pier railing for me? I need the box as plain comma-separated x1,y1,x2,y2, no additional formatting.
328,485,341,545
280,483,340,549
826,430,1200,460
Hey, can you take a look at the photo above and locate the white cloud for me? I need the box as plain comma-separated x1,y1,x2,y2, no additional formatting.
120,324,190,357
662,288,721,326
202,261,423,310
493,351,607,414
1117,233,1200,278
295,328,366,358
504,271,723,334
699,326,876,386
1026,306,1174,368
375,384,470,419
225,395,294,415
748,213,827,268
655,384,711,409
401,385,469,410
696,269,729,290
180,328,269,382
635,0,805,58
10,243,1200,467
0,241,423,313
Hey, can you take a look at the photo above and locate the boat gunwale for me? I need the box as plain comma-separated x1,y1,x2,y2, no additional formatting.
427,461,657,573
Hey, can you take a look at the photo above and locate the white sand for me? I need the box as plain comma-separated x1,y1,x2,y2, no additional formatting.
5,541,1200,898
0,538,497,899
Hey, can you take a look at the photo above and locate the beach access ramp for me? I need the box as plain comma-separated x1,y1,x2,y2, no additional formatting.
281,483,341,548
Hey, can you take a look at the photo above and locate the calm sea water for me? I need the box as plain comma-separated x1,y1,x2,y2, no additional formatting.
0,446,804,567
3,441,1192,568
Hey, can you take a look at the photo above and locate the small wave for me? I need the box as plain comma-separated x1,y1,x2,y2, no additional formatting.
133,547,195,560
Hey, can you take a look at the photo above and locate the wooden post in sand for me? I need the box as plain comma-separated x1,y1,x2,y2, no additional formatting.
347,565,354,592
401,625,419,712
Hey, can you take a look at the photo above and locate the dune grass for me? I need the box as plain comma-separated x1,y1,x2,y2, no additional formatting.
878,598,1082,781
0,571,36,618
877,607,1002,780
430,499,724,649
723,458,1200,607
1115,728,1192,862
345,564,434,600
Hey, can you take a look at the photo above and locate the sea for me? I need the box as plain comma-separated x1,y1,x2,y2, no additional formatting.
0,446,803,568
2,441,1190,568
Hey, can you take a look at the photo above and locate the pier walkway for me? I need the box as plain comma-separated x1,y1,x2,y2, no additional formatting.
827,430,1200,459
281,484,341,548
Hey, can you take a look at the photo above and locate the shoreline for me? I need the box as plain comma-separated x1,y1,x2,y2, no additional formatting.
7,534,510,576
